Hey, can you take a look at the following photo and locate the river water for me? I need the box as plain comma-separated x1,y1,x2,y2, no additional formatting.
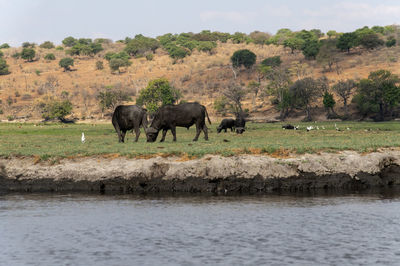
1,191,400,266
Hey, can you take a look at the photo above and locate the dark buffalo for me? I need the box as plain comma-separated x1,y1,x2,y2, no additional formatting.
112,105,148,142
234,113,246,134
217,118,235,133
146,102,211,142
282,124,295,129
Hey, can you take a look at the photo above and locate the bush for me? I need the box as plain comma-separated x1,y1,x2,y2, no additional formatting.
0,43,10,49
35,69,41,76
136,78,181,114
59,57,74,71
62,36,77,47
39,99,73,121
261,56,282,68
44,53,56,60
40,41,55,49
55,46,64,51
109,58,131,73
386,36,396,47
11,52,20,59
96,88,131,112
231,49,256,69
21,48,36,62
165,44,190,60
0,58,10,75
145,53,153,61
0,50,3,57
96,60,104,70
22,42,35,48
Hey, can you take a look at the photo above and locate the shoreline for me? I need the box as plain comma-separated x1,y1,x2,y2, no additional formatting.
1,150,400,194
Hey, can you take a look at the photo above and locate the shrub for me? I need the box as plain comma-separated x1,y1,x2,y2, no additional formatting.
35,69,41,76
62,36,77,47
40,41,55,49
39,98,73,121
11,52,20,59
21,48,36,62
261,56,282,68
0,50,3,57
0,43,10,49
145,53,153,61
96,60,104,70
55,46,64,51
109,58,132,73
231,49,256,69
59,57,74,71
0,58,10,75
44,53,56,60
22,42,35,48
386,36,396,47
97,88,131,112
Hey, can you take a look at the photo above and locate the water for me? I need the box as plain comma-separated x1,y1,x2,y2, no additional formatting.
1,191,400,266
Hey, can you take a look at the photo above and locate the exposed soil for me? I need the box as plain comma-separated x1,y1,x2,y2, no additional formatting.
2,149,400,194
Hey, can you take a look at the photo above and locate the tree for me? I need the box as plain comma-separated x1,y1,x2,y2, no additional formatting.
44,53,56,60
283,37,304,54
353,70,400,121
222,82,247,113
317,39,339,72
0,43,10,49
97,87,131,113
0,58,10,75
302,39,320,59
332,79,356,116
22,42,35,48
323,92,337,118
336,32,358,53
38,98,73,121
40,41,55,49
165,44,190,61
21,48,35,62
249,31,270,45
358,32,384,50
62,36,77,47
231,49,256,69
327,30,339,38
96,61,104,70
264,67,292,118
136,78,181,114
289,77,327,121
109,58,132,73
59,57,74,71
247,80,260,108
386,36,396,47
197,41,217,54
261,56,282,67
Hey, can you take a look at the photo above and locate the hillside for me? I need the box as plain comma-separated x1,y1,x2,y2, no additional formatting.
1,39,400,122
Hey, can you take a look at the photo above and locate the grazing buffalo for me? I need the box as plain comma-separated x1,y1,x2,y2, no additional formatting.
146,102,211,142
112,105,148,142
282,124,295,129
234,113,246,134
217,118,235,133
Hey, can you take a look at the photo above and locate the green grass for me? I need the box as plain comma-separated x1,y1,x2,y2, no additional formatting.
1,121,400,159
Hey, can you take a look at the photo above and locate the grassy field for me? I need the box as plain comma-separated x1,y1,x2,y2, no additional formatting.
1,121,400,160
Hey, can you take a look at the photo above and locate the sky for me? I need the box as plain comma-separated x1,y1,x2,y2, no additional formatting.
1,0,400,46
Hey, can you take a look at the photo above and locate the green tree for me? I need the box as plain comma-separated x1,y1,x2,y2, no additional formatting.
249,31,270,45
264,67,292,119
22,42,35,48
44,53,56,60
62,36,77,47
317,39,338,72
40,41,55,49
283,37,304,53
39,98,73,121
21,48,36,62
59,57,74,71
165,44,190,61
327,30,339,38
197,41,217,54
109,58,132,73
323,92,336,118
97,88,131,113
261,56,282,68
386,36,396,47
289,77,327,121
0,58,10,75
336,32,358,53
302,39,320,59
222,82,247,113
231,49,256,69
358,32,384,50
136,78,181,114
0,43,10,49
353,70,400,121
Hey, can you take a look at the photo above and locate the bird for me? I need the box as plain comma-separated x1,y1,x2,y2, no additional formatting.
335,124,341,131
316,126,319,130
347,127,350,131
321,126,325,130
294,125,299,130
306,126,314,132
81,132,85,143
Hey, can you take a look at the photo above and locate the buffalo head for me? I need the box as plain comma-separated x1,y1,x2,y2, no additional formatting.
146,127,159,142
236,127,245,134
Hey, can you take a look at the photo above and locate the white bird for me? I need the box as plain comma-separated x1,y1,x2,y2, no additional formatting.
306,126,314,132
295,125,299,130
347,127,350,131
316,126,319,130
81,132,85,143
321,126,325,130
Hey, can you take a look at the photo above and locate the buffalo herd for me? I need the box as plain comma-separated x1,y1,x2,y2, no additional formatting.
112,102,246,142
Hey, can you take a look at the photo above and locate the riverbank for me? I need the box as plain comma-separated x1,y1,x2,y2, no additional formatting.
1,149,400,193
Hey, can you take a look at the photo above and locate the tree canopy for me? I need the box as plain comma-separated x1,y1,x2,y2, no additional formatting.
231,49,256,69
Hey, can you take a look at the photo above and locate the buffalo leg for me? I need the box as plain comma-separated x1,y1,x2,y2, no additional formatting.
193,124,201,141
160,129,168,142
171,127,177,142
203,125,209,141
224,128,227,132
134,126,140,142
121,130,126,143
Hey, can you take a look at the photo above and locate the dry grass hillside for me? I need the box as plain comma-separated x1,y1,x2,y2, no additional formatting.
1,41,400,122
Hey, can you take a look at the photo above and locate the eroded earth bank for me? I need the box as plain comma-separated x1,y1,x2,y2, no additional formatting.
2,150,400,194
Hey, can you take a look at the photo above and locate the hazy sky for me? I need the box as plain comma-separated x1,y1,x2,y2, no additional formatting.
1,0,400,46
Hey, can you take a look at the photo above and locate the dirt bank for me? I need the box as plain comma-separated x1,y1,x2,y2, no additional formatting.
1,150,400,194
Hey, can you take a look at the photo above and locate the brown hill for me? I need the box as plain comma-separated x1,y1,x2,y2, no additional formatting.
1,41,400,122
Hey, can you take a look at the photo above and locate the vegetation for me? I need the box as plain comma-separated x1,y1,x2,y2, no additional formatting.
136,78,181,114
97,87,131,113
96,60,104,70
59,57,74,71
21,48,36,62
231,49,256,69
39,41,55,49
0,57,10,75
2,122,400,158
37,98,73,121
0,43,10,49
44,53,56,60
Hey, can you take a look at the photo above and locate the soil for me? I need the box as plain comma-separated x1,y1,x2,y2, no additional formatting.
1,149,400,194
